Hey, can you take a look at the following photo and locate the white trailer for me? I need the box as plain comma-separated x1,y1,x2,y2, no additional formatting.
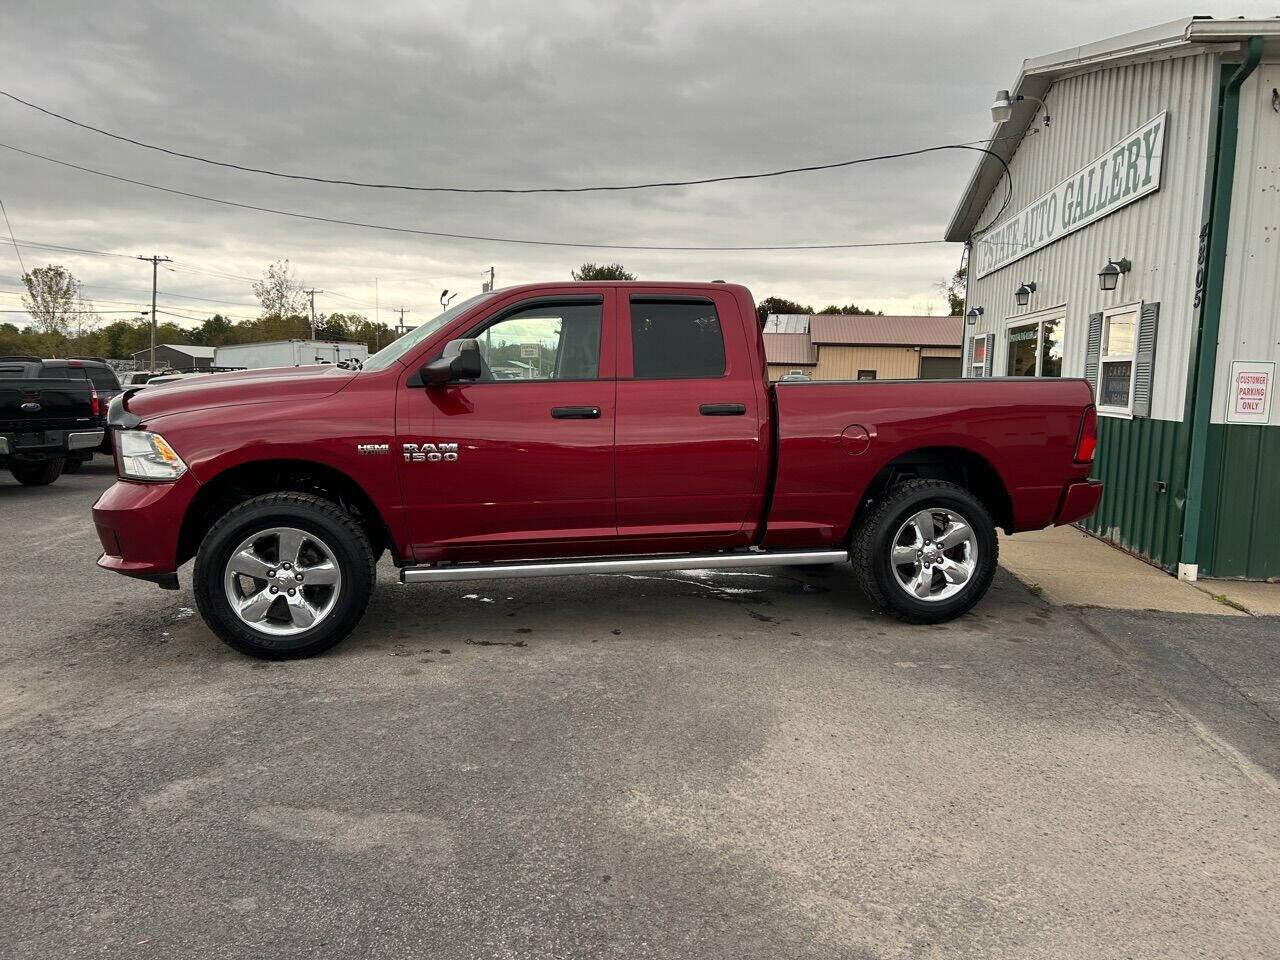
213,340,369,370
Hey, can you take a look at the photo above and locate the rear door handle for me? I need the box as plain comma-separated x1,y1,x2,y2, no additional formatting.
699,403,747,416
551,406,601,419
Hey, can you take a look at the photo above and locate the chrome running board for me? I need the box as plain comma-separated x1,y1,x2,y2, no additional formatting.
399,549,847,584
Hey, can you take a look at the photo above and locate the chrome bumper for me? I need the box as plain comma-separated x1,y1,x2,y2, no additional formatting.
68,430,105,451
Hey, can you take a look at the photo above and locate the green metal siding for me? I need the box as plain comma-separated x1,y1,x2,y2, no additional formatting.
1199,423,1280,579
1082,416,1191,571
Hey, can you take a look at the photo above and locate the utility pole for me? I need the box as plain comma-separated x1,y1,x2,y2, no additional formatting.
393,306,411,333
305,288,323,339
482,266,495,292
137,254,171,371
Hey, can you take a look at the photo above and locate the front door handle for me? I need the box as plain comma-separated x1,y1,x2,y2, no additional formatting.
551,406,601,419
699,403,747,416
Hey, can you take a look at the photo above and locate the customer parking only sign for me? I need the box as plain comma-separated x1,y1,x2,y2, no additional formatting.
1227,360,1274,424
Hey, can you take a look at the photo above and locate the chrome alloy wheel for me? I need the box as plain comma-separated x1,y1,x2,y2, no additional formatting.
889,508,978,603
222,526,343,636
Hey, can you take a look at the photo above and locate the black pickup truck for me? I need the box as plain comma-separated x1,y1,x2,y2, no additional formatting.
0,356,105,486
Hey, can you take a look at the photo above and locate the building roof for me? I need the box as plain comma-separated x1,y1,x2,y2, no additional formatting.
131,343,216,359
763,314,811,334
808,314,963,348
762,332,817,366
945,17,1280,242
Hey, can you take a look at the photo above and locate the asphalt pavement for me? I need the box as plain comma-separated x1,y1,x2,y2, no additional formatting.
2,461,1278,959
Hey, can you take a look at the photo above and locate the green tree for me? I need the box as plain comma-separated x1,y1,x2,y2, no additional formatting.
816,303,882,315
188,313,236,346
939,265,966,316
572,262,635,281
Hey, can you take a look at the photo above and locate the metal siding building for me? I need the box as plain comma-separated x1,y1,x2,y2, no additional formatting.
948,19,1280,580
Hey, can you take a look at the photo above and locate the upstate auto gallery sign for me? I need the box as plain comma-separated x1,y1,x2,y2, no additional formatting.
973,112,1167,279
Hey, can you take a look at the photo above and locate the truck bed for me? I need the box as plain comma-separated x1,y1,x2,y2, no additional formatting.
764,377,1096,547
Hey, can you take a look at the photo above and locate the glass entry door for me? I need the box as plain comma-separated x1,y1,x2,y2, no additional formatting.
1006,316,1064,377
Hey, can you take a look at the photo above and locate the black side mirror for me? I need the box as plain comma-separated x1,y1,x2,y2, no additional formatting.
422,338,483,386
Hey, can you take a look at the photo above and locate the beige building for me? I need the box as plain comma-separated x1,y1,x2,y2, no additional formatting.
763,315,963,381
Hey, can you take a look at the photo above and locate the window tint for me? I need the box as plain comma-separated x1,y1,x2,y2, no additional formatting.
630,299,725,379
472,301,602,381
86,366,120,390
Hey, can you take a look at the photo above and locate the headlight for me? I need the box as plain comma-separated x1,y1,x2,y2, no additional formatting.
115,430,188,481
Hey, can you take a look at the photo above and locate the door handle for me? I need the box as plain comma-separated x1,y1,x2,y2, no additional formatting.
699,403,747,416
551,406,601,419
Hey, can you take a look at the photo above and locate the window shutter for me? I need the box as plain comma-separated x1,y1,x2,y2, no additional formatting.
1084,312,1103,396
983,333,994,377
1132,302,1159,418
963,336,973,376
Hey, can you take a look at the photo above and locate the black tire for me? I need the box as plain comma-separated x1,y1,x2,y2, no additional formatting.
62,455,89,473
9,458,65,486
193,492,376,660
851,479,998,624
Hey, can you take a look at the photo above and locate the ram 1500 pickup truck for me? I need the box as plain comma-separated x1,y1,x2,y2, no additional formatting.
93,282,1102,659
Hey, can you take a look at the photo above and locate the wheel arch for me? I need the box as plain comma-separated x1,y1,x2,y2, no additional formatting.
177,458,400,568
845,445,1013,542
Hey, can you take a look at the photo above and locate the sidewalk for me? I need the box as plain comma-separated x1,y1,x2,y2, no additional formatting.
998,525,1280,617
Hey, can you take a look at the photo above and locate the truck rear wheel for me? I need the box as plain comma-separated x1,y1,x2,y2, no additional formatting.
851,479,998,623
193,492,376,660
9,457,65,486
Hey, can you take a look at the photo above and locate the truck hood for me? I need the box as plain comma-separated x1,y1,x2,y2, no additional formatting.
125,366,356,422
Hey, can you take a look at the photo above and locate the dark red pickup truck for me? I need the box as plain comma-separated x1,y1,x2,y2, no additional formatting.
93,282,1101,659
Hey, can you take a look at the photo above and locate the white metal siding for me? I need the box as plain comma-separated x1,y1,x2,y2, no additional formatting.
964,53,1218,422
1214,64,1280,425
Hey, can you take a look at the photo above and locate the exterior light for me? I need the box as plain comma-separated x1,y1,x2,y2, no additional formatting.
991,89,1051,127
966,307,984,325
1014,282,1036,307
990,90,1015,124
1098,258,1131,291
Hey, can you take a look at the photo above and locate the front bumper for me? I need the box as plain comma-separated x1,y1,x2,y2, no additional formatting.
92,471,201,587
1054,478,1104,526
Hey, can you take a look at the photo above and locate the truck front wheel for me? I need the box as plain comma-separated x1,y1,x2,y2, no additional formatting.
851,479,998,623
9,457,65,486
193,493,376,660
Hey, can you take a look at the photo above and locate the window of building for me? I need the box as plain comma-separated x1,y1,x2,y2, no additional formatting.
857,369,877,380
970,336,987,377
630,298,725,379
1006,315,1063,377
1097,304,1138,414
471,300,602,381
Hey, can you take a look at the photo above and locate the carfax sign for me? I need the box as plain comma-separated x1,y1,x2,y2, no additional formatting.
973,112,1167,279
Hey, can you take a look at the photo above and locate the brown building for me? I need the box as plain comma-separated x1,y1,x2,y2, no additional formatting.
763,315,964,381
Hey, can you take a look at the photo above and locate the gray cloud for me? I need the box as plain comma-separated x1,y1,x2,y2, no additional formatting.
0,0,1270,324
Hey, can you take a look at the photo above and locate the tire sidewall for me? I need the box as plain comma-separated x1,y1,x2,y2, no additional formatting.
867,485,997,621
194,497,373,659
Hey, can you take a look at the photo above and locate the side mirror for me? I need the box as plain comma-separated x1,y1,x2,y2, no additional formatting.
422,338,482,386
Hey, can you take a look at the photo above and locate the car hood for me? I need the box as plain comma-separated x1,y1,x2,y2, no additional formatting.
125,366,356,422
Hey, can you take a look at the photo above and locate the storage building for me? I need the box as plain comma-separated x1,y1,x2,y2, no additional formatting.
948,17,1280,581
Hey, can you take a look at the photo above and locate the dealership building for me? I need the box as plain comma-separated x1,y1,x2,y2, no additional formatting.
949,17,1280,581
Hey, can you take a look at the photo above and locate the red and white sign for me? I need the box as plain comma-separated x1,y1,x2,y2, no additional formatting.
1227,360,1274,424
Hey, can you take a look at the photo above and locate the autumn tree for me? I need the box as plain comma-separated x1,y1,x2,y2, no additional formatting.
252,259,308,320
572,262,635,281
21,265,98,336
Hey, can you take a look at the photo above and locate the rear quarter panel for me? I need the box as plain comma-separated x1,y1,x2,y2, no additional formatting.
766,378,1095,546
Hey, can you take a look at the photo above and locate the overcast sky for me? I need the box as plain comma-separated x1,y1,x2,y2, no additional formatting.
0,1,1274,328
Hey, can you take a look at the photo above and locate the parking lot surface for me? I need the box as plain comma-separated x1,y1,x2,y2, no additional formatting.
2,463,1278,959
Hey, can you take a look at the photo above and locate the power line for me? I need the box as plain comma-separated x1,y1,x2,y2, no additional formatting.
0,86,1010,196
0,197,26,275
0,141,951,252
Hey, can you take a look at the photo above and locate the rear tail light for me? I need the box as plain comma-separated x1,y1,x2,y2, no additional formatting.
1074,405,1098,464
90,386,101,418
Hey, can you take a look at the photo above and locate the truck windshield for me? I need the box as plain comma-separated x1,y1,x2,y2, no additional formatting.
360,293,496,373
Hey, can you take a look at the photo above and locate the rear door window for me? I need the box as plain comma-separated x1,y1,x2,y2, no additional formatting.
629,298,726,379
